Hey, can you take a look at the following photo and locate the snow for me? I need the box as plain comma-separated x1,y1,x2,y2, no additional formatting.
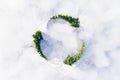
0,0,120,80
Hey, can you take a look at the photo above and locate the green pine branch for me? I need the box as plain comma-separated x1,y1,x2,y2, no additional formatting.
64,41,85,65
51,14,80,28
32,30,47,60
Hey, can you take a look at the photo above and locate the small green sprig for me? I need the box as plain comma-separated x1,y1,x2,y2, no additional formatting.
32,31,47,60
51,14,80,28
64,41,85,65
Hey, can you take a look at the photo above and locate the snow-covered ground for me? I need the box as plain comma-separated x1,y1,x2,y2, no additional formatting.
0,0,120,80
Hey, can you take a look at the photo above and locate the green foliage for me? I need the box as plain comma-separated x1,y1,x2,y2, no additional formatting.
32,30,85,65
64,41,85,65
51,14,80,28
32,30,47,60
32,15,84,65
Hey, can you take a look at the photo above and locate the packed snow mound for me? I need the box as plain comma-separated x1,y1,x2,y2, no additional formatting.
41,19,82,60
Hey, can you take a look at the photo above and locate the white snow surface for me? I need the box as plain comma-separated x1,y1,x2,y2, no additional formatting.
0,0,120,80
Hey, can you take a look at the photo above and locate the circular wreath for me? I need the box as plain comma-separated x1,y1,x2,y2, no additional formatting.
33,14,85,65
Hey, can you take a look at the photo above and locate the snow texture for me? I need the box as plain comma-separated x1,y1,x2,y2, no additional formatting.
0,0,120,80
